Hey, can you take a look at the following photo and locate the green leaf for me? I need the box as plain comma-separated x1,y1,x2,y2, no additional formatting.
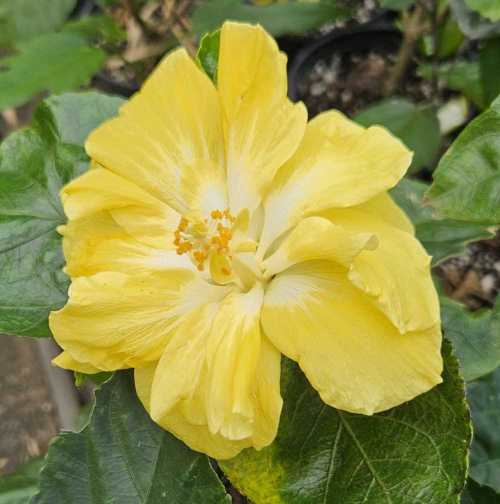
438,15,465,58
0,0,76,45
355,98,441,173
465,0,500,22
32,371,231,503
420,10,465,60
427,95,500,224
0,92,121,337
63,14,126,45
467,367,500,493
0,32,106,111
390,178,493,265
0,128,83,337
192,0,347,37
462,479,500,503
379,0,415,11
419,61,486,109
440,296,500,382
479,37,500,107
74,371,113,388
196,29,220,83
450,0,500,39
0,458,44,504
35,92,124,146
221,342,471,503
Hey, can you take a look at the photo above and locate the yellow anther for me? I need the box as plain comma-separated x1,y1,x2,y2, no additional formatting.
193,250,207,263
173,208,236,279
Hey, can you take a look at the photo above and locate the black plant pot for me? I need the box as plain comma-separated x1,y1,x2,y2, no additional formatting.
287,20,402,113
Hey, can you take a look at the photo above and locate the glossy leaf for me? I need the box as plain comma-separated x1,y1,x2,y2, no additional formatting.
0,32,106,111
196,29,220,82
390,178,493,265
355,98,441,173
32,372,231,504
462,479,500,503
465,0,500,22
0,93,121,337
0,0,76,45
419,61,486,109
221,343,470,504
440,296,500,382
0,458,44,504
192,0,347,37
467,367,500,493
479,37,500,107
427,95,500,224
450,0,500,39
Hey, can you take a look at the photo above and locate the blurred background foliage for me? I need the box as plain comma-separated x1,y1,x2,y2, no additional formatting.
1,1,500,503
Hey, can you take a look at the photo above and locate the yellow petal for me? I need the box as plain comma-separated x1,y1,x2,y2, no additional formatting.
355,192,415,235
86,49,226,215
218,22,307,214
62,167,170,221
262,216,377,278
60,211,124,277
323,205,439,333
135,361,247,459
259,110,412,255
262,261,442,415
61,214,194,277
53,351,102,374
50,272,229,370
61,167,181,257
136,284,282,459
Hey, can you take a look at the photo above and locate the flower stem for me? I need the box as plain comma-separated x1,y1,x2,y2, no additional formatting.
383,3,429,97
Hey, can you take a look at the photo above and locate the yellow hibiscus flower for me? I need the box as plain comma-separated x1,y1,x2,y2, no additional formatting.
50,21,442,460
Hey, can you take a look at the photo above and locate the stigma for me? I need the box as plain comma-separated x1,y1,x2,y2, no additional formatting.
174,209,236,275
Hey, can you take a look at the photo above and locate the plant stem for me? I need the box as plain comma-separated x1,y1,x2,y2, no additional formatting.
383,3,429,97
123,0,156,40
430,0,439,103
163,0,196,55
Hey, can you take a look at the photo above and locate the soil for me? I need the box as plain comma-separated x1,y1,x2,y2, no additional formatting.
0,336,60,475
295,41,433,117
438,236,500,310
